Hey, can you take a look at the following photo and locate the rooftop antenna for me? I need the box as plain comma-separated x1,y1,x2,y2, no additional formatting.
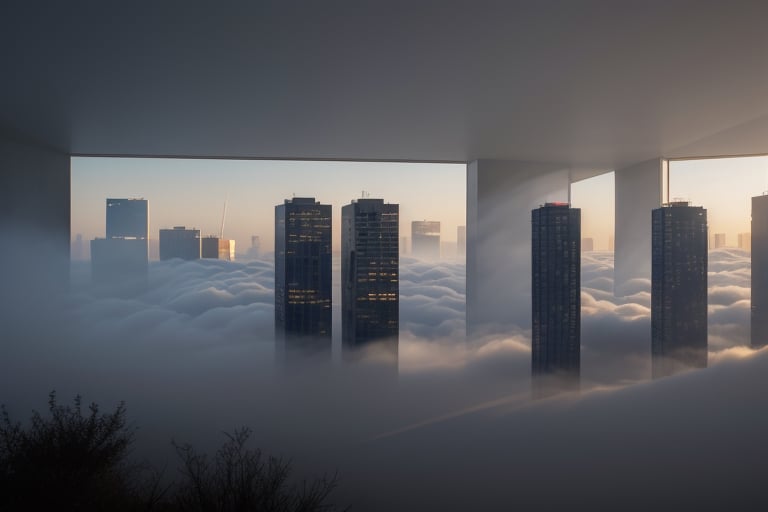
219,196,228,239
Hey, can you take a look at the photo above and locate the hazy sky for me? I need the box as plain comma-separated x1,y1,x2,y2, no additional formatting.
72,155,768,254
71,157,467,254
669,156,768,245
570,171,615,251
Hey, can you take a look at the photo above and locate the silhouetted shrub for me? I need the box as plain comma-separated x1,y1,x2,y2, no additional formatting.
172,427,345,512
0,393,346,511
0,391,147,511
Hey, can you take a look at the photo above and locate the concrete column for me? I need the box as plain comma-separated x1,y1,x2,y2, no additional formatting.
466,159,570,335
613,158,663,296
0,133,70,316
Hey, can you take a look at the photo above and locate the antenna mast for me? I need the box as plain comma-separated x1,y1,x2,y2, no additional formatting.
219,197,228,239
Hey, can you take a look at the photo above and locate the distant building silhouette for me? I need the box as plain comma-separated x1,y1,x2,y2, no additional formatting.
274,198,332,361
581,237,594,252
399,236,409,256
72,233,84,261
752,195,768,347
91,238,150,284
713,233,726,249
738,232,751,252
201,236,235,261
457,225,466,258
531,203,580,397
159,227,200,260
341,198,399,364
91,198,148,288
412,221,440,260
246,235,261,259
106,198,148,239
608,234,615,252
651,201,708,378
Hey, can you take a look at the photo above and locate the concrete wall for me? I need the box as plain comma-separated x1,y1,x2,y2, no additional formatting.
614,158,663,296
0,133,70,314
466,159,570,335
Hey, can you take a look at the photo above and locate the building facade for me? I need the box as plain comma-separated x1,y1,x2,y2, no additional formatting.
106,198,149,239
411,220,440,260
91,198,149,287
159,226,201,260
531,203,581,396
274,198,332,359
752,195,768,347
341,199,399,363
738,232,751,252
651,202,708,378
201,236,235,261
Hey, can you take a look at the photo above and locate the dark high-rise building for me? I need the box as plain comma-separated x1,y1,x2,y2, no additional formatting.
201,236,235,261
341,199,399,363
106,198,148,239
651,201,708,378
91,238,150,284
91,198,148,288
752,195,768,347
411,220,440,260
531,203,580,396
274,198,332,359
159,226,200,260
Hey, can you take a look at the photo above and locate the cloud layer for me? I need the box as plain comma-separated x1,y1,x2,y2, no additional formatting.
1,246,762,510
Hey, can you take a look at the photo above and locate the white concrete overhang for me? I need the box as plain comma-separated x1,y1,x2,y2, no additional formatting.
2,0,768,170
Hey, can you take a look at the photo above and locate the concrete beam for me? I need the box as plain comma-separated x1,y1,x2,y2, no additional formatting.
614,158,663,296
466,159,570,335
0,133,70,320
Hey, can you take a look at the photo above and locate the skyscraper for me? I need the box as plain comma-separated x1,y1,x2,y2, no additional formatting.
274,198,332,360
159,226,201,260
738,232,751,252
752,195,768,347
531,203,580,396
713,233,726,249
581,237,594,252
201,236,235,261
457,225,466,259
651,201,708,378
106,198,149,239
91,198,148,287
411,221,440,260
341,198,399,363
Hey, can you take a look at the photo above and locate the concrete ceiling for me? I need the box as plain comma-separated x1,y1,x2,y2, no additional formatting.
2,0,768,170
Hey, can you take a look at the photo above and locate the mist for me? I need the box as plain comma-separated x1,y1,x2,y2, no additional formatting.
0,225,763,510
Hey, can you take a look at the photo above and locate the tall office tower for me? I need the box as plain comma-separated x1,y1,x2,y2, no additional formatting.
72,234,84,261
713,233,726,249
581,237,594,252
608,234,615,252
411,220,440,260
201,236,235,261
106,198,149,239
651,202,708,378
91,198,148,287
274,198,332,360
246,235,261,259
457,225,466,258
738,232,751,252
159,226,201,260
531,203,581,397
399,236,409,256
752,195,768,347
341,199,399,364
